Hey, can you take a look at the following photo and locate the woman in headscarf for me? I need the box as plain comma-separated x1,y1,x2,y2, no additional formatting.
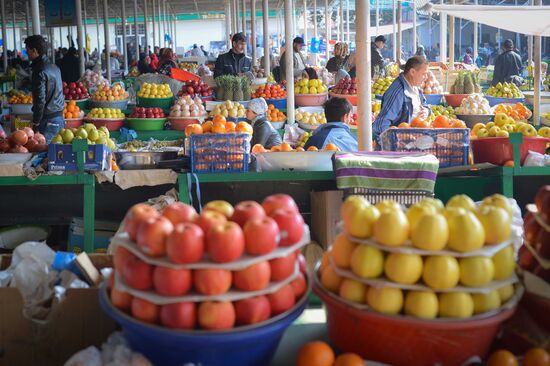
246,98,282,150
137,53,153,74
415,45,427,59
157,48,178,76
326,42,350,73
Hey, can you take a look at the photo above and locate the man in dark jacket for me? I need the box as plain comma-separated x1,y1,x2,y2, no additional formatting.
371,35,386,76
247,98,282,150
25,35,65,143
59,47,80,83
491,39,523,86
214,33,252,78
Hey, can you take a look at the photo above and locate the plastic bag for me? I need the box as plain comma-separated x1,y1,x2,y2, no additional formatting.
283,124,306,146
524,150,550,167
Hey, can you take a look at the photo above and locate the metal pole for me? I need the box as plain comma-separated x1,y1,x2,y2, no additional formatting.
534,0,541,126
152,0,156,47
25,0,30,38
356,0,372,151
473,0,478,64
83,0,88,50
303,0,307,56
241,0,246,36
76,0,85,76
11,0,16,52
1,0,7,72
325,0,330,62
144,0,149,52
449,0,455,70
392,0,396,61
59,28,63,48
339,0,343,42
235,0,240,33
158,0,162,47
375,0,379,35
103,0,111,83
313,0,317,40
412,1,417,54
528,0,533,69
95,0,100,55
30,0,39,34
226,0,232,49
397,0,401,65
50,28,55,60
439,0,447,65
262,0,269,72
251,0,256,65
163,0,167,47
346,0,349,43
133,0,138,57
173,14,177,52
458,18,462,61
122,0,128,73
284,0,295,124
515,0,520,54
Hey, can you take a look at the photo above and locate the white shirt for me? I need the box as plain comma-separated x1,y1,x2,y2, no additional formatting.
403,76,425,118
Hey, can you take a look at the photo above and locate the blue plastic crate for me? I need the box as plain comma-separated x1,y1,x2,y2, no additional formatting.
424,94,443,105
48,143,112,171
190,133,250,173
485,96,525,107
265,97,287,110
380,128,470,167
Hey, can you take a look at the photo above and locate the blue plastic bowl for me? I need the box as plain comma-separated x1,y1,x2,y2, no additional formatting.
265,98,287,110
424,94,443,105
485,95,525,107
99,282,309,366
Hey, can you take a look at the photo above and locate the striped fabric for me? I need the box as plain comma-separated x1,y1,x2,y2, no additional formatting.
334,151,440,192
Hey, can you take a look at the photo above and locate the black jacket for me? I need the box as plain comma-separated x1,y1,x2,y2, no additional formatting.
59,54,80,83
491,50,523,86
214,50,252,78
371,43,384,76
326,55,348,73
250,116,282,150
30,55,64,126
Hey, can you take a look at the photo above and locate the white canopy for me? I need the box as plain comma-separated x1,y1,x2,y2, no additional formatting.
431,5,550,37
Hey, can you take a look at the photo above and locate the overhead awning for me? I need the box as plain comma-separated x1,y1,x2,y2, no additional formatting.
431,5,550,36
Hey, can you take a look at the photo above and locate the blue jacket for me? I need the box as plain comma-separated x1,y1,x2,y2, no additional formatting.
373,74,429,140
304,122,358,152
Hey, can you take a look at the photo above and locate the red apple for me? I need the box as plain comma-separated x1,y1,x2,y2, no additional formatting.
204,200,234,218
267,284,296,315
535,228,550,260
114,246,134,270
207,222,245,263
194,268,232,295
519,245,538,271
524,212,542,243
137,216,174,257
131,297,160,324
297,253,307,274
162,202,198,225
262,194,299,216
160,302,196,329
290,272,307,299
110,287,133,312
166,223,205,264
198,301,236,330
269,253,296,281
271,208,305,246
231,201,266,227
153,266,192,296
234,296,271,325
122,255,154,290
233,261,271,291
124,203,159,241
196,210,227,235
244,217,280,255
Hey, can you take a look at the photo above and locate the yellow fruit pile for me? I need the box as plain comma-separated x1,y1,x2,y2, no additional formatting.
92,84,128,101
372,77,394,96
137,83,173,98
87,108,125,119
294,78,328,95
472,113,541,138
318,194,518,319
9,94,32,104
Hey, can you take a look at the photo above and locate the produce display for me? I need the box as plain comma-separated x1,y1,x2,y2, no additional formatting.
295,110,327,126
8,94,32,104
471,113,540,138
429,105,457,120
178,62,198,71
63,81,90,101
118,139,184,152
185,116,253,137
294,79,328,95
87,108,125,119
251,66,267,78
420,71,443,94
296,131,312,149
177,79,213,98
316,67,335,87
455,94,493,115
486,82,523,99
449,71,481,94
79,70,107,89
494,103,531,121
137,83,173,99
0,128,46,153
252,84,287,99
398,115,466,129
130,107,166,119
127,66,140,77
63,101,85,119
91,84,128,101
331,77,357,95
169,96,207,118
51,123,116,150
372,77,394,96
487,348,550,366
319,194,519,319
385,63,401,79
296,341,363,366
209,100,247,119
215,75,252,101
252,142,338,153
108,196,308,330
267,104,286,122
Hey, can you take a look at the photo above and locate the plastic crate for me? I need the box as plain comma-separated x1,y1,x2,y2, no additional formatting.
189,133,250,173
380,128,469,168
48,143,112,171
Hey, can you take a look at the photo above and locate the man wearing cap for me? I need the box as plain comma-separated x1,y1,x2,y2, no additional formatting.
247,98,282,150
214,32,252,78
280,37,307,80
371,35,386,76
491,39,523,86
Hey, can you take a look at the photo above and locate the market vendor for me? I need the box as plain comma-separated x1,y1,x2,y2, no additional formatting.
247,98,282,150
280,37,307,80
491,39,523,86
373,56,430,139
25,35,64,143
304,97,358,152
214,33,252,78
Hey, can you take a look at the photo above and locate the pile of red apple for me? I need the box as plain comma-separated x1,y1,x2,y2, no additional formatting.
0,127,46,153
130,107,166,119
178,80,214,98
109,194,308,331
518,185,550,283
63,81,90,101
331,77,357,95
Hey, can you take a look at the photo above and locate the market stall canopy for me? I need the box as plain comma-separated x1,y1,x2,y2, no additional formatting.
430,4,550,37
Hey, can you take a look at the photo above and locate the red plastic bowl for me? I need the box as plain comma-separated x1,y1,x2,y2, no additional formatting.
169,117,204,131
64,118,83,129
295,93,328,107
330,93,358,106
89,118,125,131
313,274,516,366
471,136,549,165
444,94,469,107
521,290,550,331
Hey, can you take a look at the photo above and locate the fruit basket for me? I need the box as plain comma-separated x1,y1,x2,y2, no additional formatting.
268,121,285,130
424,94,444,106
72,98,89,110
471,136,550,165
137,96,174,111
329,93,358,106
189,133,251,173
9,103,33,115
126,118,167,131
297,121,320,131
295,93,329,107
87,118,126,131
444,94,470,108
485,96,525,107
255,151,335,172
88,99,129,110
64,118,84,129
168,116,207,131
455,114,495,128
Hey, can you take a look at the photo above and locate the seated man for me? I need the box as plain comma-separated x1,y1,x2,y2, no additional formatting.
247,98,282,150
304,97,358,152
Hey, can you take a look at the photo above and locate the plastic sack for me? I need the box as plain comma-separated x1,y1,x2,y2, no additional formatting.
524,150,550,167
283,124,306,147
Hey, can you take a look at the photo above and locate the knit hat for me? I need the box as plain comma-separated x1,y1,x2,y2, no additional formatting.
248,98,268,115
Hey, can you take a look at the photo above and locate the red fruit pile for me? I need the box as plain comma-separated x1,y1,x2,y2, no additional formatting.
63,81,90,100
0,127,46,153
178,79,213,98
332,77,357,95
130,107,165,118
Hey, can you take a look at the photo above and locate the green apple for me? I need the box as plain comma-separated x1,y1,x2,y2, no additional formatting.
75,128,88,140
83,123,96,134
98,126,110,138
51,135,63,144
88,129,100,142
61,129,74,144
488,126,501,137
518,124,537,137
476,128,489,138
496,130,509,138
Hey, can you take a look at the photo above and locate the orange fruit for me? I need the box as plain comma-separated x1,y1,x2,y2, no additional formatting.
212,114,226,124
296,341,335,366
324,143,339,151
503,160,514,167
410,117,425,128
398,122,410,128
524,348,550,366
202,121,213,133
225,121,236,132
280,142,293,152
487,350,518,366
415,120,431,128
334,353,364,366
271,145,281,152
185,123,203,137
295,147,305,152
307,146,318,151
450,119,466,128
212,122,226,134
236,121,253,134
433,115,450,128
252,144,266,153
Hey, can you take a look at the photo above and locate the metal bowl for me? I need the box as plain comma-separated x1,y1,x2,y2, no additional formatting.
114,151,179,169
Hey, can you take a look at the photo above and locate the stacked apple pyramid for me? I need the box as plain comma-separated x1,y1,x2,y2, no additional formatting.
319,194,520,319
109,194,309,330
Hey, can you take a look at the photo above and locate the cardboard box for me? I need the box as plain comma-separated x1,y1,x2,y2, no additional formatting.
47,143,112,172
0,254,118,366
310,190,343,249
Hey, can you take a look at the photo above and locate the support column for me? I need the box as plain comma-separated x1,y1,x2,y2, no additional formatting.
449,0,455,70
144,0,149,52
473,0,478,64
313,0,317,40
59,28,63,48
346,0,349,43
397,0,401,65
12,0,16,52
1,0,7,72
241,0,246,36
392,0,396,61
235,0,240,33
173,14,177,51
251,0,256,65
233,0,238,34
533,0,542,126
133,0,138,57
356,0,372,151
163,0,167,47
95,0,100,53
158,0,162,47
122,0,128,73
325,0,330,62
284,0,295,124
25,0,30,39
528,0,533,69
439,0,447,65
412,1,417,54
303,0,307,56
339,0,343,42
226,0,232,49
262,0,269,72
103,0,111,83
30,0,40,34
375,0,379,35
76,0,85,76
152,0,156,47
83,0,88,50
50,28,55,60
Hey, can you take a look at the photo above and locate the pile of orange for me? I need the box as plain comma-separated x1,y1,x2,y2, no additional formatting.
487,348,550,366
9,94,32,104
398,115,466,129
267,104,286,122
252,84,287,99
296,341,364,366
64,100,82,119
252,142,338,153
494,103,531,120
185,115,253,137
